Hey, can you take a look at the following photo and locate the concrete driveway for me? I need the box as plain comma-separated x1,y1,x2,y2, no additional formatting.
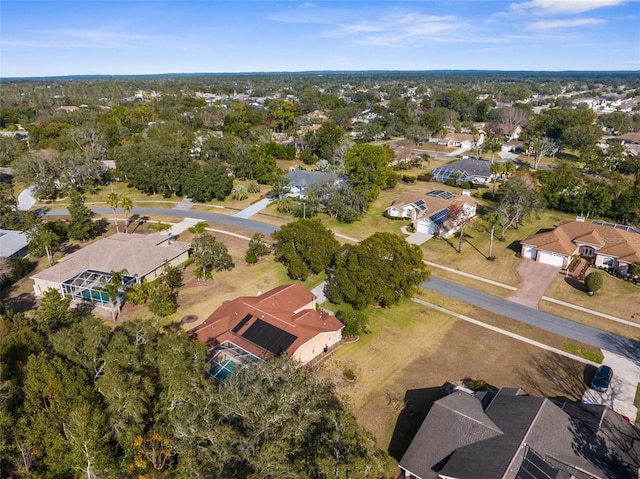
507,259,560,309
582,351,639,421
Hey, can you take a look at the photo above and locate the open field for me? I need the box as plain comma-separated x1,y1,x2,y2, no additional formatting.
318,294,591,463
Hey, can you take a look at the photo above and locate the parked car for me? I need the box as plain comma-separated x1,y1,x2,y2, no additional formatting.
591,365,613,392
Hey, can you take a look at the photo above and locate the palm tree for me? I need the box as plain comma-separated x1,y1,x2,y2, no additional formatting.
484,212,504,260
99,269,128,321
106,192,120,233
188,221,208,238
120,196,133,234
490,162,505,199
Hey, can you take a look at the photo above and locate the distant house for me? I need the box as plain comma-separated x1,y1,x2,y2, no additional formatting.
521,220,640,275
188,284,344,381
430,158,493,185
0,229,29,259
485,122,522,141
30,233,191,307
428,132,483,150
286,170,340,197
386,190,477,238
399,387,640,479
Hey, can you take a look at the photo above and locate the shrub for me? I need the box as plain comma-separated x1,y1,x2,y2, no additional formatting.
245,251,258,264
460,181,472,189
336,309,370,336
584,271,604,295
401,174,417,183
126,283,150,305
247,181,261,193
445,179,457,186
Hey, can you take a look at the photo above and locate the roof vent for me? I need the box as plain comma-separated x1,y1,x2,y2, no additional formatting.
576,216,585,222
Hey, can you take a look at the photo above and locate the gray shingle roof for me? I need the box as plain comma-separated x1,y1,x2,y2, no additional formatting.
400,387,640,479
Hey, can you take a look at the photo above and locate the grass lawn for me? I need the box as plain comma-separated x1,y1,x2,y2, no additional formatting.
317,294,591,464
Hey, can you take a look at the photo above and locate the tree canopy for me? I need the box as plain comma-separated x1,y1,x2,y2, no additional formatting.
327,232,430,309
272,218,340,280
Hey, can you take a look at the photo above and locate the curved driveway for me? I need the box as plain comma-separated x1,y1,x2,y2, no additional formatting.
422,277,640,365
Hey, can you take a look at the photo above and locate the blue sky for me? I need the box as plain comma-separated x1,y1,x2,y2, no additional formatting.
1,1,639,77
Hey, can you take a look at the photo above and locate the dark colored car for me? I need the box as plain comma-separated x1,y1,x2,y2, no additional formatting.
591,365,613,392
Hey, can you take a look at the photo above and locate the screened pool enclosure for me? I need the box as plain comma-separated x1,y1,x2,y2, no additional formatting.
61,269,137,307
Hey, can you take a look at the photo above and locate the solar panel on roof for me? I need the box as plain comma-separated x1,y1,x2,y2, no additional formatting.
430,209,450,226
415,199,426,211
232,313,253,333
241,319,297,356
427,190,455,200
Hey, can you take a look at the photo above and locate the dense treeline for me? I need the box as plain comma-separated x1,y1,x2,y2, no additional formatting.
0,300,393,478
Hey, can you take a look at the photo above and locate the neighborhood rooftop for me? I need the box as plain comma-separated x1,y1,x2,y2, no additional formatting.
30,232,191,284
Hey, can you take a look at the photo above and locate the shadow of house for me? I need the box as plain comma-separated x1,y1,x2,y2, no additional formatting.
388,386,448,461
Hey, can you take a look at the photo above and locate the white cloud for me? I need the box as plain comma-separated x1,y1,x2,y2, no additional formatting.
298,2,316,8
329,12,462,46
528,17,606,29
508,0,627,15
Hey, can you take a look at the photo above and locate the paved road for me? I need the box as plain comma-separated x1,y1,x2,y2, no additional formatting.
43,207,279,235
422,277,640,365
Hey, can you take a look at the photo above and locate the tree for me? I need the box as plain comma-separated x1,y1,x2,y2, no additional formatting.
99,269,128,321
484,134,503,162
120,195,133,234
37,289,73,332
305,121,346,161
181,161,233,202
483,212,504,260
490,161,505,199
272,218,340,280
447,203,473,253
344,144,395,203
106,192,120,233
526,135,555,170
148,281,178,316
584,271,603,296
326,232,430,309
245,233,271,264
191,233,234,279
68,191,99,241
497,176,545,239
26,220,64,266
628,262,640,280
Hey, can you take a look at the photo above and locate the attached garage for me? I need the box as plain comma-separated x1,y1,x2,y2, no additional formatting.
522,245,537,260
538,251,566,267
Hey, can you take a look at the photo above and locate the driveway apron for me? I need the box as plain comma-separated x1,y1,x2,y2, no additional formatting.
507,259,560,309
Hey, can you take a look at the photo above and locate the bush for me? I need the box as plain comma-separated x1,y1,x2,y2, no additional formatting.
401,174,417,183
460,181,472,189
445,179,457,186
126,283,150,305
336,309,369,336
584,271,604,295
245,251,258,264
0,257,34,287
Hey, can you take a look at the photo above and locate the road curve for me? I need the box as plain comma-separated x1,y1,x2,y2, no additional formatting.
421,276,640,365
43,207,280,235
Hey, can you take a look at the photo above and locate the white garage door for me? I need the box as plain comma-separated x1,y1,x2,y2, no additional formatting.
522,245,537,260
539,251,565,267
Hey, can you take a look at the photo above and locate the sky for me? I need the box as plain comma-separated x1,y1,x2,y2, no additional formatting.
1,0,639,77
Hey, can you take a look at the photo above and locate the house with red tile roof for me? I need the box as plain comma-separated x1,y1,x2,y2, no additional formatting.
188,284,343,381
521,220,640,275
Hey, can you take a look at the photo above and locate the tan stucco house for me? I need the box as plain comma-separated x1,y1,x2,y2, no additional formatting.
30,232,191,304
521,220,640,274
188,284,344,381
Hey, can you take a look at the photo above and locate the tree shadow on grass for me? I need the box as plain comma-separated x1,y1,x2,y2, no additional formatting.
462,237,489,260
387,385,448,461
515,351,589,402
128,215,149,234
565,276,588,293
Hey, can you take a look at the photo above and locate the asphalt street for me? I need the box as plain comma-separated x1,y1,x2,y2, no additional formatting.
43,207,279,235
42,205,640,364
422,277,640,365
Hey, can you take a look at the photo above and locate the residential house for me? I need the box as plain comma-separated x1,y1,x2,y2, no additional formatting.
30,232,191,306
399,387,640,479
0,229,29,258
430,158,493,185
386,190,477,238
429,132,481,150
610,132,640,157
521,220,640,275
188,284,344,381
286,170,340,197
